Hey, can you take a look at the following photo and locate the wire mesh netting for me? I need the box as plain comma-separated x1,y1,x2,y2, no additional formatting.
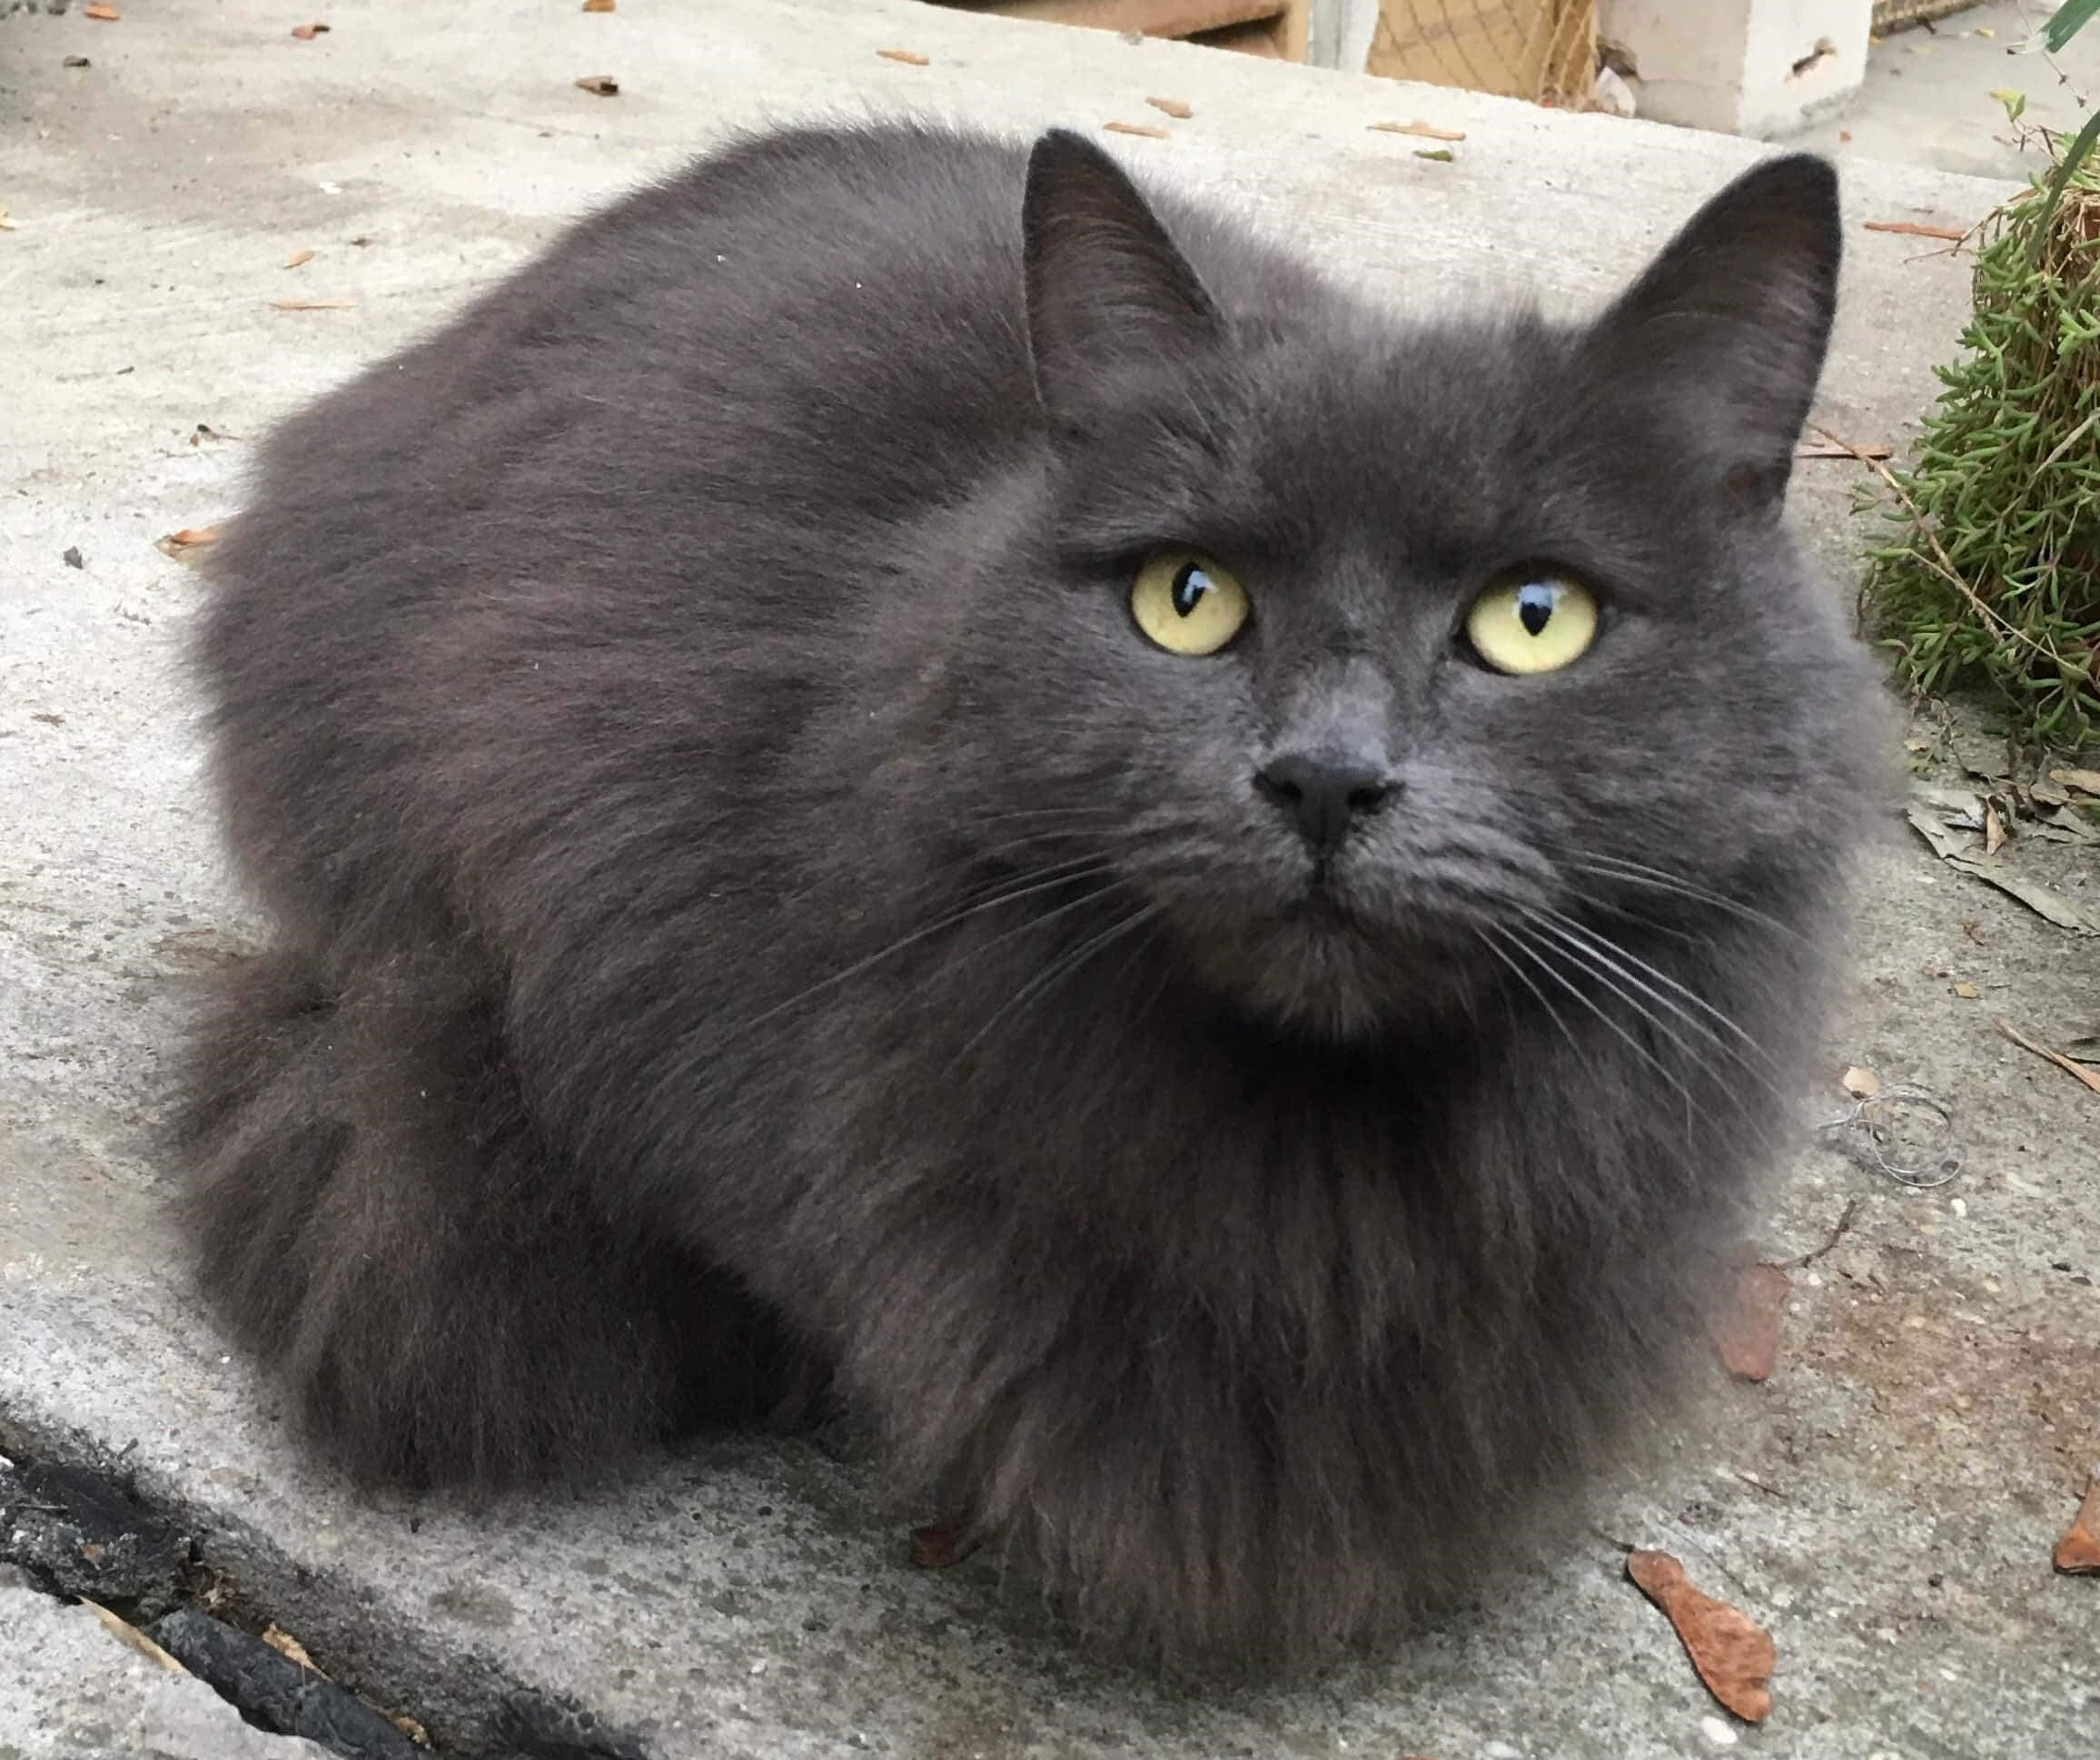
1870,0,1982,27
1368,0,1594,104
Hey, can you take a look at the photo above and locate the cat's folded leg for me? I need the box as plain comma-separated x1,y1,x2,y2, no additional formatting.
170,944,788,1488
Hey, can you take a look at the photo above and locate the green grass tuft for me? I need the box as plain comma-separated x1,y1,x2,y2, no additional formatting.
1859,136,2100,755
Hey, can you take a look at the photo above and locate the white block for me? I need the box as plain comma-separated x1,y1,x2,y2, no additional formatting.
1600,0,1871,136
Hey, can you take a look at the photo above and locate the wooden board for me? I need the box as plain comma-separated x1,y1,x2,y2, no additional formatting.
929,0,1309,61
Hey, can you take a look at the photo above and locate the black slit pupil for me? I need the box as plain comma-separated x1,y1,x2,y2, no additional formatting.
1172,563,1210,618
1516,584,1554,637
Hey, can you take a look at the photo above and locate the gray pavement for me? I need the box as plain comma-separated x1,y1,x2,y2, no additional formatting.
0,1573,332,1760
3,1,2096,1756
1781,1,2100,183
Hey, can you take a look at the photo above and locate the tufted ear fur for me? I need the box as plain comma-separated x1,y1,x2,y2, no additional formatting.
1021,128,1223,430
1581,153,1841,514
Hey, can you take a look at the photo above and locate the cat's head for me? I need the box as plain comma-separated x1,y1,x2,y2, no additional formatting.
923,131,1867,1040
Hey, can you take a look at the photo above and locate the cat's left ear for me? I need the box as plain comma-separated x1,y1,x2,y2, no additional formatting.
1022,129,1223,430
1580,153,1840,513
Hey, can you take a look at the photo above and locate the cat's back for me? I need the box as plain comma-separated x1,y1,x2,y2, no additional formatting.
227,125,1044,536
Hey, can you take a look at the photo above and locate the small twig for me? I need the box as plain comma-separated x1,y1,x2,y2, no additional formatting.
1865,219,1970,241
1732,1469,1788,1500
1774,1195,1863,1270
1996,1018,2100,1094
1817,425,2062,666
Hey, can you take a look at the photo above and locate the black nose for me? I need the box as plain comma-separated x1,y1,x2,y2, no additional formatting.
1254,749,1395,854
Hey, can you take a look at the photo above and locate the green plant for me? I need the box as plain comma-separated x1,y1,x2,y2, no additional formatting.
1860,122,2100,753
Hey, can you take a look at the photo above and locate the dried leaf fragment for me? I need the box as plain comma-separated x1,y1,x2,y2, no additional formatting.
1716,1262,1789,1382
282,248,315,270
290,22,331,40
583,0,616,9
2051,767,2100,796
270,298,356,310
1954,981,1979,1000
157,528,221,562
876,48,928,64
1863,218,1966,241
0,211,16,232
262,1622,326,1674
908,1519,977,1569
1841,1065,1881,1099
64,54,92,68
84,3,119,18
1985,801,2006,855
81,1599,185,1673
1413,148,1455,163
574,74,619,94
1368,119,1465,141
2055,1467,2100,1573
1905,805,2100,934
1145,95,1193,119
1104,122,1169,139
1626,1549,1775,1723
1996,1020,2100,1096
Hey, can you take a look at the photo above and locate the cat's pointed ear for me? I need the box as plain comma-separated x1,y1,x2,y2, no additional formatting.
1581,153,1840,513
1022,129,1223,429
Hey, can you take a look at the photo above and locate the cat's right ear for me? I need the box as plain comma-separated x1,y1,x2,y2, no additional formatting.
1579,153,1841,516
1022,129,1223,431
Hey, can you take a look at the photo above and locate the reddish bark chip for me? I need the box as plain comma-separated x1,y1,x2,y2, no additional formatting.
907,1520,976,1569
1716,1261,1790,1382
2054,1468,2100,1574
1627,1548,1775,1723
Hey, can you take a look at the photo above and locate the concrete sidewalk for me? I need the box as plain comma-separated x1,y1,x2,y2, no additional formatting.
3,2,2095,1756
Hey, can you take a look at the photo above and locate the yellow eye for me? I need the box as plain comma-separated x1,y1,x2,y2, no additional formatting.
1464,576,1599,675
1131,551,1250,657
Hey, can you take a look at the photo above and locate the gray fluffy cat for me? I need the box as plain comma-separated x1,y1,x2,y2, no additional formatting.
175,123,1875,1666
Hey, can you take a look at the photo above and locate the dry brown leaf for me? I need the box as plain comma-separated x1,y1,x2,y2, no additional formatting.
389,1710,432,1747
1368,119,1466,141
582,0,616,9
262,1622,326,1675
2055,1467,2100,1573
1626,1549,1775,1722
1864,218,1966,241
0,210,15,232
1841,1065,1881,1099
1954,981,1979,1000
1985,801,2006,855
1104,122,1170,139
1145,96,1193,119
1715,1262,1789,1382
2050,766,2100,796
907,1519,976,1569
876,48,929,64
290,22,330,40
80,1599,185,1673
84,3,119,18
270,297,355,310
574,74,619,94
282,248,315,270
1996,1020,2100,1096
162,527,220,549
1961,916,1986,944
